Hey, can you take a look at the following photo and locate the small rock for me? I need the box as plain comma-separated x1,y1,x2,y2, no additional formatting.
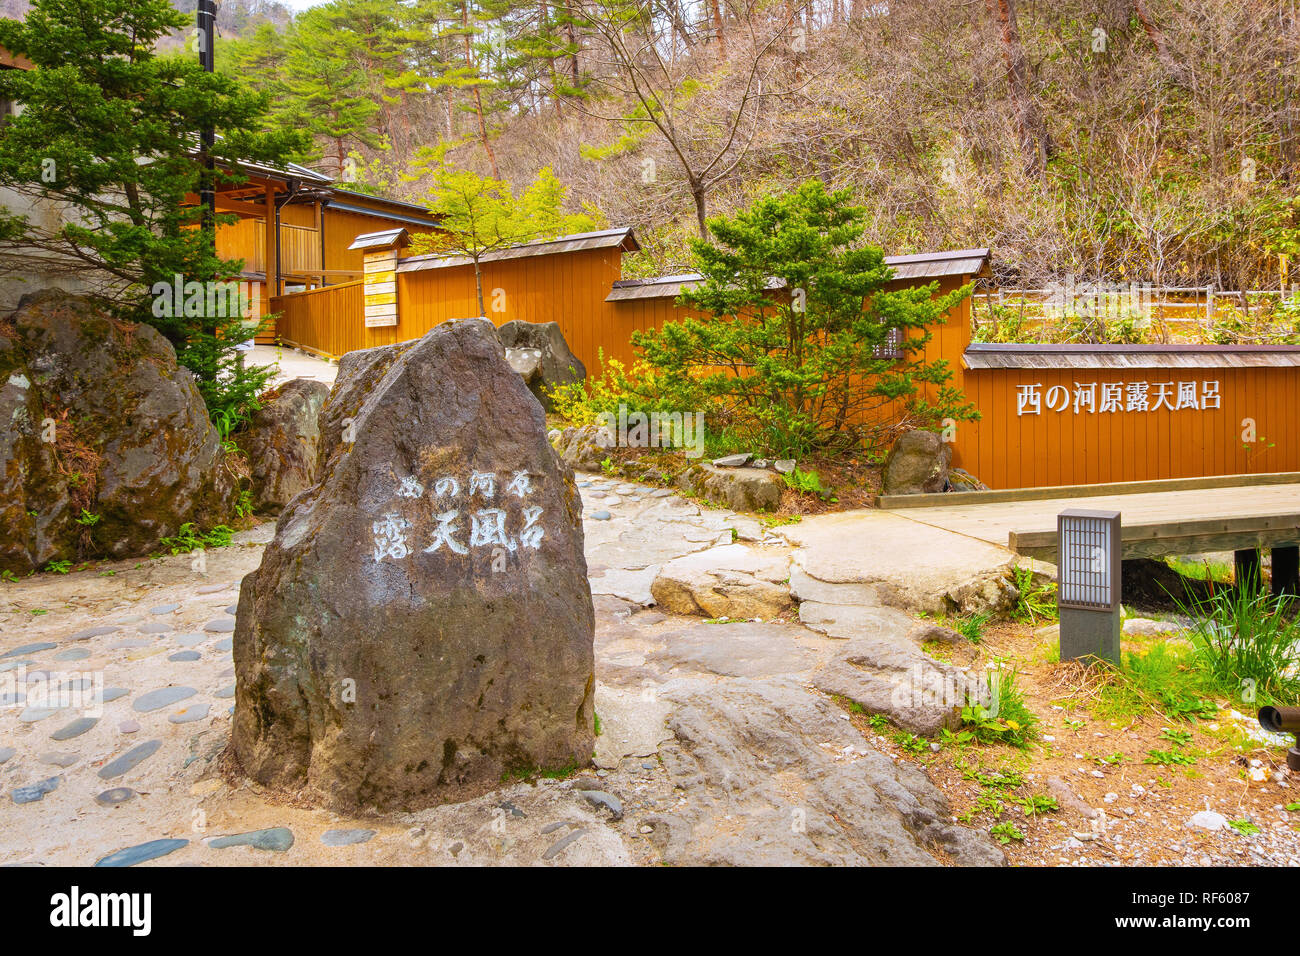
208,827,294,852
589,511,611,521
773,459,796,474
712,453,752,468
321,828,376,847
12,776,60,804
1187,810,1228,831
578,789,624,820
118,720,140,734
50,717,98,741
94,838,188,867
95,787,136,806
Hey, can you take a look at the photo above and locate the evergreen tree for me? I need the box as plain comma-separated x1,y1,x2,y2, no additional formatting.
0,0,306,420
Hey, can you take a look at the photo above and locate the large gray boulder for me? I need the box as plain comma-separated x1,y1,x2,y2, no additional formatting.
882,429,951,495
0,291,234,572
496,320,586,411
231,318,596,812
243,378,329,513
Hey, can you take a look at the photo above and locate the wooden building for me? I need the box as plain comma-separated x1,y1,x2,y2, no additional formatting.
197,163,439,342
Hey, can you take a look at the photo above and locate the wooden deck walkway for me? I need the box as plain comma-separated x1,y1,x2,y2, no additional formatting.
881,473,1300,563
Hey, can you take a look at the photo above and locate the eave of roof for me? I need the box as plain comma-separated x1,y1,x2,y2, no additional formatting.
398,228,640,274
963,343,1300,370
605,248,994,301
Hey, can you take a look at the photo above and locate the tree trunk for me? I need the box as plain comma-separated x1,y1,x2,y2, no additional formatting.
710,0,726,54
988,0,1049,179
566,0,579,87
463,1,501,179
691,181,708,238
1132,0,1186,85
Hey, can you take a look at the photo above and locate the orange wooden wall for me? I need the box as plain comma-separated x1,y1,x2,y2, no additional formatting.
272,244,1300,491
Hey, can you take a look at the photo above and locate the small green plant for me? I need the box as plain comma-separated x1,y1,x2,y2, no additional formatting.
1159,727,1194,747
961,667,1039,747
1227,819,1261,836
1,569,18,583
1011,566,1058,624
74,509,100,527
1144,748,1197,766
44,559,72,574
782,467,826,497
233,489,255,520
867,714,891,732
1094,751,1125,767
159,523,236,555
951,611,991,644
989,821,1025,844
1015,794,1059,817
892,731,929,755
593,713,603,736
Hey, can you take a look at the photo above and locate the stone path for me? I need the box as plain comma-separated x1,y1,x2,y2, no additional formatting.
0,474,1008,866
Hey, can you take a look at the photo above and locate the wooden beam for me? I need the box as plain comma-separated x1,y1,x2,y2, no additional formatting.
880,471,1300,510
1009,513,1300,563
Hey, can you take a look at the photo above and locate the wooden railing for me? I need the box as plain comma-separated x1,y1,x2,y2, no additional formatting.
271,280,365,358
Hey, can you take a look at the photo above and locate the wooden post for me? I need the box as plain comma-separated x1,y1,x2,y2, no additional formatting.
349,229,409,330
264,183,279,298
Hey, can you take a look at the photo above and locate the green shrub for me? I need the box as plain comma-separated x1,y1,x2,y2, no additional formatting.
629,180,979,458
1177,584,1300,705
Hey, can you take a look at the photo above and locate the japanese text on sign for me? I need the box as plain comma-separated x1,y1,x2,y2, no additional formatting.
1016,380,1221,416
371,469,544,562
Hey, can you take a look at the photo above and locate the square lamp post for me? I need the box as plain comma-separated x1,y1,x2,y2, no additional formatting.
1057,508,1122,665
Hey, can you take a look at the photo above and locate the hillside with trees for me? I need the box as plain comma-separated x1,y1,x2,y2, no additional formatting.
207,0,1300,290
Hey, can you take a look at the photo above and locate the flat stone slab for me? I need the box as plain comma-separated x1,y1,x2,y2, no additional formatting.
202,619,235,633
0,747,15,764
777,511,1018,615
209,827,294,852
214,683,236,699
196,582,232,594
168,702,210,724
50,717,98,741
168,650,201,662
2,642,55,659
97,740,161,779
320,828,376,847
592,684,672,770
173,633,207,647
149,604,180,615
133,686,196,712
70,626,120,641
19,706,63,722
95,787,136,806
53,648,91,661
94,838,188,867
100,687,129,703
12,776,60,804
139,621,172,634
213,637,232,652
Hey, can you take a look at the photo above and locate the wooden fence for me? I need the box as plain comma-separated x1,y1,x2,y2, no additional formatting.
271,280,365,358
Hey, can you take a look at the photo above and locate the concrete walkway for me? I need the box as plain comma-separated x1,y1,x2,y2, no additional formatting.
245,344,338,388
